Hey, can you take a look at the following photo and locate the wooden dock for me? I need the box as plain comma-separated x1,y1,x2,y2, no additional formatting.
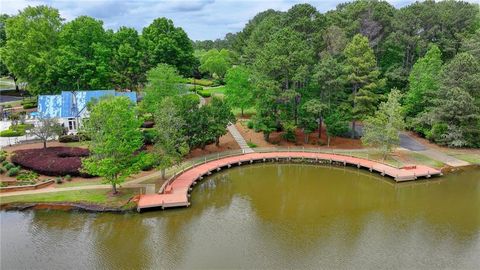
137,151,442,211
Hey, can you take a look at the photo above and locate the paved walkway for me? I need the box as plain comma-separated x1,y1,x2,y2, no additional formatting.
227,123,254,153
138,151,441,211
399,132,469,167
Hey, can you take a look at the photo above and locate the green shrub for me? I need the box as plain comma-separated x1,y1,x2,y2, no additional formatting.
2,161,9,167
0,155,6,163
139,153,158,171
0,129,24,137
23,103,37,109
247,121,254,129
247,141,257,148
64,174,72,181
197,90,211,98
282,122,297,142
16,171,39,181
0,167,5,174
4,162,15,170
0,182,7,188
59,134,80,143
15,123,33,131
429,123,448,143
184,93,200,103
6,167,20,177
56,177,63,184
187,85,204,92
142,129,157,145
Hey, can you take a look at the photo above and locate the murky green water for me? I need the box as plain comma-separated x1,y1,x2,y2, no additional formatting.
1,164,480,269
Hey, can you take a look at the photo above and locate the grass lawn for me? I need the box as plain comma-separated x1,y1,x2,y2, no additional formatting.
209,86,226,94
445,152,480,164
58,178,104,188
0,188,140,208
403,151,445,168
232,106,256,117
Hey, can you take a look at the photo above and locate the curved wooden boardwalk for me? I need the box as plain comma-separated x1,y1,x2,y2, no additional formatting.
137,152,442,211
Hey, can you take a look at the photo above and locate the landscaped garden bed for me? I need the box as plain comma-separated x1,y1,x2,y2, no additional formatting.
11,147,90,176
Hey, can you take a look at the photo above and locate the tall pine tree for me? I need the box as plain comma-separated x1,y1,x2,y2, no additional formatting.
343,34,385,138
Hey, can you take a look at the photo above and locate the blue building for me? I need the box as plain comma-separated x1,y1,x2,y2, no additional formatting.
37,90,137,134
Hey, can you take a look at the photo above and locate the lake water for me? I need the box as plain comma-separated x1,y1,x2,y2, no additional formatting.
1,164,479,269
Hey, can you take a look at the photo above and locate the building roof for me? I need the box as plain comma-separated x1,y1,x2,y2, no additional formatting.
38,90,137,118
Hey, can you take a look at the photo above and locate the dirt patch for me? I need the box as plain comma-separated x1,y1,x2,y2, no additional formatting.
235,121,363,149
187,131,241,158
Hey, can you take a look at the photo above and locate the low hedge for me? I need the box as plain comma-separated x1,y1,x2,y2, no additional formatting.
0,124,33,137
11,147,91,177
187,85,204,92
58,133,90,143
187,78,214,87
0,129,24,137
23,103,37,109
197,90,211,98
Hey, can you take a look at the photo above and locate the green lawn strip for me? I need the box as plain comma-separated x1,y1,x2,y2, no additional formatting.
445,152,480,164
232,106,256,117
0,188,140,207
58,178,104,188
208,86,225,94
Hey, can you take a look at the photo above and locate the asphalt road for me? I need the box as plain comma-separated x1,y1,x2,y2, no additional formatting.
0,95,22,103
399,133,427,151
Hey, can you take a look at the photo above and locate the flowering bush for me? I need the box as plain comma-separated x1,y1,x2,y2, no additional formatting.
11,147,91,177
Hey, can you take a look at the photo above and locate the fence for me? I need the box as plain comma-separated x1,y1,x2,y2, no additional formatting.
157,147,402,193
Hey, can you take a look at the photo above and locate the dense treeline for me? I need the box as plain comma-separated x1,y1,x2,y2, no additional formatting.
0,6,196,94
206,0,479,148
1,1,479,148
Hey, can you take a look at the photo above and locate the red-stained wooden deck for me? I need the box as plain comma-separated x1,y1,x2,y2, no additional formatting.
137,152,442,211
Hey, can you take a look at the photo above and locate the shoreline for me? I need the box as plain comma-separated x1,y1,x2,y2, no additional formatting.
0,201,136,213
1,164,478,214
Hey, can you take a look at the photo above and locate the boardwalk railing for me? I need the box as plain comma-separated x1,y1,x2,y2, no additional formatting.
158,147,402,193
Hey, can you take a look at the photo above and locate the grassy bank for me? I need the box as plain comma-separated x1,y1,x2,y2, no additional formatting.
0,188,140,209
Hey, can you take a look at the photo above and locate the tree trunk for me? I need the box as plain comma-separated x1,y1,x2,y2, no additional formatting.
112,183,117,194
161,168,166,180
318,117,322,139
241,108,244,118
13,76,19,91
215,137,220,146
43,140,47,149
327,136,331,147
351,120,355,137
304,132,309,144
264,132,270,142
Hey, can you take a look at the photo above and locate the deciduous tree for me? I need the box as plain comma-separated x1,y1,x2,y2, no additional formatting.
362,89,404,159
82,96,143,194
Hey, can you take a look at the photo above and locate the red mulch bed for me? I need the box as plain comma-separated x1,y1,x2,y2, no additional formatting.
11,147,90,177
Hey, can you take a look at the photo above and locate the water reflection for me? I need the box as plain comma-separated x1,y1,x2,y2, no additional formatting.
1,164,479,269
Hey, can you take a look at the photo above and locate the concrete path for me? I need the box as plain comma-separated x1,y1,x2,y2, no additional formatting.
399,132,469,167
227,123,254,153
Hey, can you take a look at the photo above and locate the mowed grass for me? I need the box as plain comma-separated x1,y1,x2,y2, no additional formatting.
58,178,104,188
232,106,256,117
0,188,140,207
445,152,480,164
